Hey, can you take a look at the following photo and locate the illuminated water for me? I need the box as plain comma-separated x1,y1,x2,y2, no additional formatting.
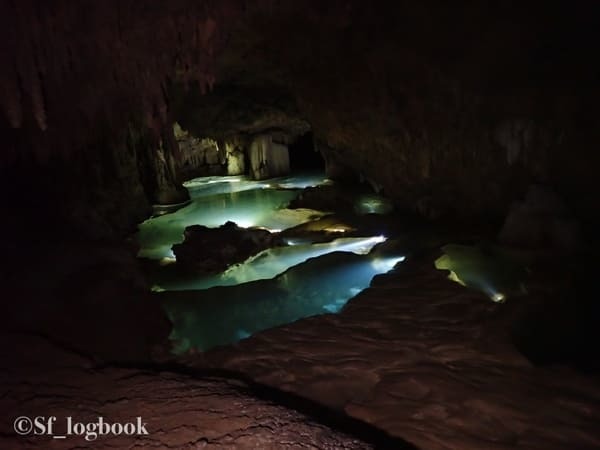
434,244,527,302
138,173,404,352
160,252,405,353
137,174,331,259
152,236,387,291
183,173,332,197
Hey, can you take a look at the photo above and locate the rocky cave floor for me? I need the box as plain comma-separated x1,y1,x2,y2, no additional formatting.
2,184,600,450
191,252,600,450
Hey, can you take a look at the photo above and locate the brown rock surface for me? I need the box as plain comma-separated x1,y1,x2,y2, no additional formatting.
173,221,285,274
0,333,406,449
198,254,600,450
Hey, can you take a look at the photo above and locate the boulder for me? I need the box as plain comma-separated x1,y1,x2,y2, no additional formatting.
173,221,285,273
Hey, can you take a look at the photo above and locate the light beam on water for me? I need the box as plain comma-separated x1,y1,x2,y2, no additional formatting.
160,251,404,353
137,174,330,259
138,173,405,353
152,236,389,291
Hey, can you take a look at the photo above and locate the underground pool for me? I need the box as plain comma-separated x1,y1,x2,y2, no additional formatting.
136,173,404,353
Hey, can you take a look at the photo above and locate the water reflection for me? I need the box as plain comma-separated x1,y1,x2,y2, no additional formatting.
139,173,405,353
152,236,388,291
137,173,330,259
160,251,404,353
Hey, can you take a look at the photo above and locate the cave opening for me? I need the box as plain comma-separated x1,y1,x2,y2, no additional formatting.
288,131,324,172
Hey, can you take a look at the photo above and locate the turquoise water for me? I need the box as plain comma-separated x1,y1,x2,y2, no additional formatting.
160,252,405,352
138,173,404,352
151,236,387,291
137,174,330,259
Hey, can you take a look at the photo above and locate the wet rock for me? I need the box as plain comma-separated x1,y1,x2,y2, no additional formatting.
173,221,285,273
200,253,600,450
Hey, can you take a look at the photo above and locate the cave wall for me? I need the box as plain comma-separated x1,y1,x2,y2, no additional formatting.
0,0,244,238
2,0,599,237
248,134,290,180
170,82,310,180
215,1,600,225
174,123,249,179
174,123,225,178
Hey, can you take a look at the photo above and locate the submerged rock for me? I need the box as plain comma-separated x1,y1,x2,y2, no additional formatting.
173,221,285,273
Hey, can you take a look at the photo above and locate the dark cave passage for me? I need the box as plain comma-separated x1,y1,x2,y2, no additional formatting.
288,131,325,172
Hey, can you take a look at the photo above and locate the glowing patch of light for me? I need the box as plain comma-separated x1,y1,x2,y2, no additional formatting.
348,287,362,296
159,256,177,266
329,236,387,255
354,195,394,215
447,270,466,286
253,226,282,233
491,292,506,303
322,304,340,313
234,219,254,228
324,227,349,233
162,249,407,352
136,186,312,259
434,244,525,303
235,329,251,340
186,175,245,187
272,174,332,189
155,236,391,291
370,256,405,271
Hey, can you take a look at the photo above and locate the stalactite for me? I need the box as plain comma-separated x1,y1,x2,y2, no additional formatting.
0,0,245,168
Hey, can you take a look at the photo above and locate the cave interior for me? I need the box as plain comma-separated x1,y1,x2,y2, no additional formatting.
2,1,600,449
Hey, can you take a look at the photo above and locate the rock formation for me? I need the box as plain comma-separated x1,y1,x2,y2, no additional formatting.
248,134,291,179
2,2,600,449
173,221,285,274
0,333,403,449
3,1,599,232
0,0,243,237
200,252,600,450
